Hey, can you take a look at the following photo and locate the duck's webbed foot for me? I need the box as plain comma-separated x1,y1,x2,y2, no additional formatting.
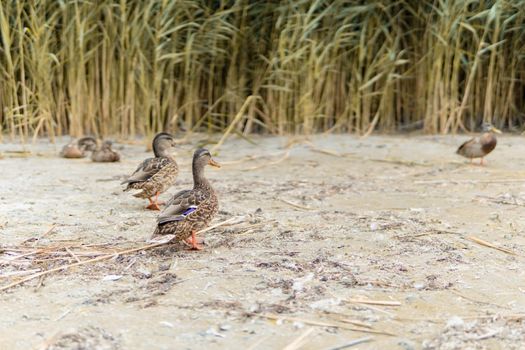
146,197,161,211
185,230,203,250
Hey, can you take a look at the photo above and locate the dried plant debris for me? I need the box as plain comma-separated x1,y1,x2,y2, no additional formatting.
43,326,120,350
423,317,525,350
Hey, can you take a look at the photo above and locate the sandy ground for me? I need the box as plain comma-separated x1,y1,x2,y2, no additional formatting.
1,133,525,350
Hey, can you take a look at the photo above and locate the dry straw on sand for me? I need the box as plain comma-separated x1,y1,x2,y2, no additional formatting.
0,1,524,141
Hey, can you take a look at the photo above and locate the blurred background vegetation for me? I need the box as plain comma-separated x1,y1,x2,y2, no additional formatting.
0,0,524,141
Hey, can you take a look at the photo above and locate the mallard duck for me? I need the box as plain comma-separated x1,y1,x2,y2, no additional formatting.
92,140,120,162
151,148,220,250
122,133,178,210
456,123,502,165
60,137,97,158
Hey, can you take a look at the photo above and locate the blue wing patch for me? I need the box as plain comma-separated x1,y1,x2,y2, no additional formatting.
172,205,198,221
157,205,198,225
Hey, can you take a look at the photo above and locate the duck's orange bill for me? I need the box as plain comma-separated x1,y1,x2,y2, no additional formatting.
208,159,221,168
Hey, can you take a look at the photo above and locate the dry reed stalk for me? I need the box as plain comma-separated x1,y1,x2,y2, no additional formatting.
250,313,396,336
325,337,373,350
466,236,517,255
278,198,314,211
346,298,401,307
243,151,290,171
450,289,509,309
323,313,373,329
246,336,272,350
415,179,525,185
1,2,523,137
282,328,315,350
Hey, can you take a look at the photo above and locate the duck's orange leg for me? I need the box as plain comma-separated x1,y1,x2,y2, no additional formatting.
480,158,485,166
146,194,161,211
185,230,203,250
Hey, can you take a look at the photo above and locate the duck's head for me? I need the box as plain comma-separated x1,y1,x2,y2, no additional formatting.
101,140,113,150
193,148,220,169
152,132,176,157
78,137,97,152
482,122,502,134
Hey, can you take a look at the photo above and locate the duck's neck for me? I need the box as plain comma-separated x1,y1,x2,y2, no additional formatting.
154,146,171,159
193,163,211,189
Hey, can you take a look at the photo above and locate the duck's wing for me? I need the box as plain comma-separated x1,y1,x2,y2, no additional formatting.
456,136,479,155
121,157,171,184
157,189,206,225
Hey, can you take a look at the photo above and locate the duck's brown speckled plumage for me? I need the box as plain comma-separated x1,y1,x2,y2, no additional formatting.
152,149,220,246
122,133,178,203
125,159,178,199
456,123,501,164
92,141,120,162
60,137,97,158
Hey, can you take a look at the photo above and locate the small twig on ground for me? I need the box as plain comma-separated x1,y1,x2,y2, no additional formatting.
349,302,395,317
0,269,41,279
246,336,271,350
65,247,81,263
450,289,510,309
415,179,525,185
221,151,285,166
282,328,315,350
243,151,290,171
278,198,314,211
325,337,373,350
346,298,401,307
55,308,72,321
321,311,373,329
396,313,525,322
304,142,353,158
355,157,430,167
249,313,395,336
473,329,501,341
19,224,57,245
409,230,463,238
466,236,517,255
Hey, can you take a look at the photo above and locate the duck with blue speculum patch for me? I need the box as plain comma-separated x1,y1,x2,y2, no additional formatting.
151,148,220,250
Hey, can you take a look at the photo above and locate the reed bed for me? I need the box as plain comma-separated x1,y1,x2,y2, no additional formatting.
0,0,525,140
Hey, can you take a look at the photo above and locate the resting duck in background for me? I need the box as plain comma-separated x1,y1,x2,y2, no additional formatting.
456,123,502,166
92,140,120,162
121,133,178,210
60,137,97,158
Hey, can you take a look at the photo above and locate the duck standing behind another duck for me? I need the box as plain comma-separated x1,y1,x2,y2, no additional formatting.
121,133,178,210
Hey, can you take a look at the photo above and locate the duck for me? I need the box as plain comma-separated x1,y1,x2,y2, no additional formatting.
92,140,120,162
151,148,220,250
121,132,178,210
60,137,97,158
456,122,502,165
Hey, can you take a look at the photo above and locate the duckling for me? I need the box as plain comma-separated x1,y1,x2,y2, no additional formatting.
60,137,97,158
92,140,120,162
151,148,220,250
456,123,502,165
122,133,178,210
